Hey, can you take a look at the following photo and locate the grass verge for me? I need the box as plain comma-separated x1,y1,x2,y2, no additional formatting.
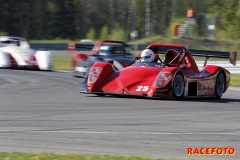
0,152,191,160
52,56,71,71
230,74,240,87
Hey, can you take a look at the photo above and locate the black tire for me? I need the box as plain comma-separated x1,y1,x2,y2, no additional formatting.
173,72,185,100
215,71,225,99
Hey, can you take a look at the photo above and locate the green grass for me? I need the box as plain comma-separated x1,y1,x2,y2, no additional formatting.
52,56,72,71
0,152,197,160
230,74,240,87
0,153,151,160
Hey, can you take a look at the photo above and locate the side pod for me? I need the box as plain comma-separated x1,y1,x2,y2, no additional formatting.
0,50,10,67
35,50,52,70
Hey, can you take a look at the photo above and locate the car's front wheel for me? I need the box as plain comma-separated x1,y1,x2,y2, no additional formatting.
173,72,185,100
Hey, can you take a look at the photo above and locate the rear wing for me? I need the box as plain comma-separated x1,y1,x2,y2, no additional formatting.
68,40,133,56
189,49,237,66
68,43,94,57
145,43,237,66
91,40,128,54
68,43,94,51
68,40,128,52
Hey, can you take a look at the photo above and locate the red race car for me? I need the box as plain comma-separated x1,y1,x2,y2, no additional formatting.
80,43,237,99
68,40,134,78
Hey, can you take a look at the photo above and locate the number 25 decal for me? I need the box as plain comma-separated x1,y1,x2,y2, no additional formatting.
136,86,149,91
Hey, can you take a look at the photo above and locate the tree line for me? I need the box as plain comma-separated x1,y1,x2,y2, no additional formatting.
0,0,239,41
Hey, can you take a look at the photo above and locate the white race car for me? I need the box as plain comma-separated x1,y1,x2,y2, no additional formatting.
0,36,52,70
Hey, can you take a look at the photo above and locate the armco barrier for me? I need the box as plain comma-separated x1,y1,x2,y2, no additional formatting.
30,43,149,51
30,43,95,51
31,43,68,51
30,43,240,52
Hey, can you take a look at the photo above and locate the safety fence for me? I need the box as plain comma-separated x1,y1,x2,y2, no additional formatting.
30,43,240,51
30,43,149,51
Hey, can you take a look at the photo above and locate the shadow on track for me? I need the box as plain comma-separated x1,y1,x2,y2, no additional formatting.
0,68,53,72
184,97,240,103
82,94,240,104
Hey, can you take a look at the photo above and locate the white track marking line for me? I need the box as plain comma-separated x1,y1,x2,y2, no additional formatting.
0,130,240,136
28,130,240,135
1,130,239,135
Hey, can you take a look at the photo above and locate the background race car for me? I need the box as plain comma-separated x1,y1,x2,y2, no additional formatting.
68,40,134,78
0,36,52,70
80,43,237,100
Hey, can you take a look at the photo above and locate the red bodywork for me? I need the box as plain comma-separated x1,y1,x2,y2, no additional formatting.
5,52,39,69
83,44,234,99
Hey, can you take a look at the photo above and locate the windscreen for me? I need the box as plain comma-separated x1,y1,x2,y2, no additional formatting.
0,40,20,47
100,45,132,55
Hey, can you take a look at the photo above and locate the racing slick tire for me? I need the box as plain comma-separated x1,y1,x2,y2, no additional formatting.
173,72,185,100
215,71,225,99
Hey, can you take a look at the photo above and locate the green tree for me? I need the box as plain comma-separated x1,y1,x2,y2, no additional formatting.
100,25,109,39
109,24,127,41
54,0,77,39
86,28,96,40
208,0,240,39
110,28,127,41
1,0,239,41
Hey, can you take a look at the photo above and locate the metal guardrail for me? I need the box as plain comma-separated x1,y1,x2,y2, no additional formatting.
30,43,149,51
30,43,240,51
31,43,68,50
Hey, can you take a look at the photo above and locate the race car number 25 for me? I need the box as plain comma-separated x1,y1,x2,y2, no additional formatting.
136,86,149,91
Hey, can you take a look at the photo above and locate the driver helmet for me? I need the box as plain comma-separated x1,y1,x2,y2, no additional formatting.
140,49,155,62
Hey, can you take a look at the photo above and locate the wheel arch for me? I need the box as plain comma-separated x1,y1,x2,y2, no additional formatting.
204,65,229,93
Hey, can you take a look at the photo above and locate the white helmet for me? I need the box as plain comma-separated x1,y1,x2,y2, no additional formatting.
140,49,154,62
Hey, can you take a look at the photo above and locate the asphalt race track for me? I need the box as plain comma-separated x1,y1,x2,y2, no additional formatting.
0,69,240,160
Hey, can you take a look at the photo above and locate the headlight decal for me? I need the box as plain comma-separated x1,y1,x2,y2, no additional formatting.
88,67,103,83
153,72,172,88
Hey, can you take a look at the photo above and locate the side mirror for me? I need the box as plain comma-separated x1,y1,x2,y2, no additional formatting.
180,65,187,69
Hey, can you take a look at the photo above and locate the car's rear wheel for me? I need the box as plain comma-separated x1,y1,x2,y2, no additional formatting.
215,71,225,99
173,72,185,100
